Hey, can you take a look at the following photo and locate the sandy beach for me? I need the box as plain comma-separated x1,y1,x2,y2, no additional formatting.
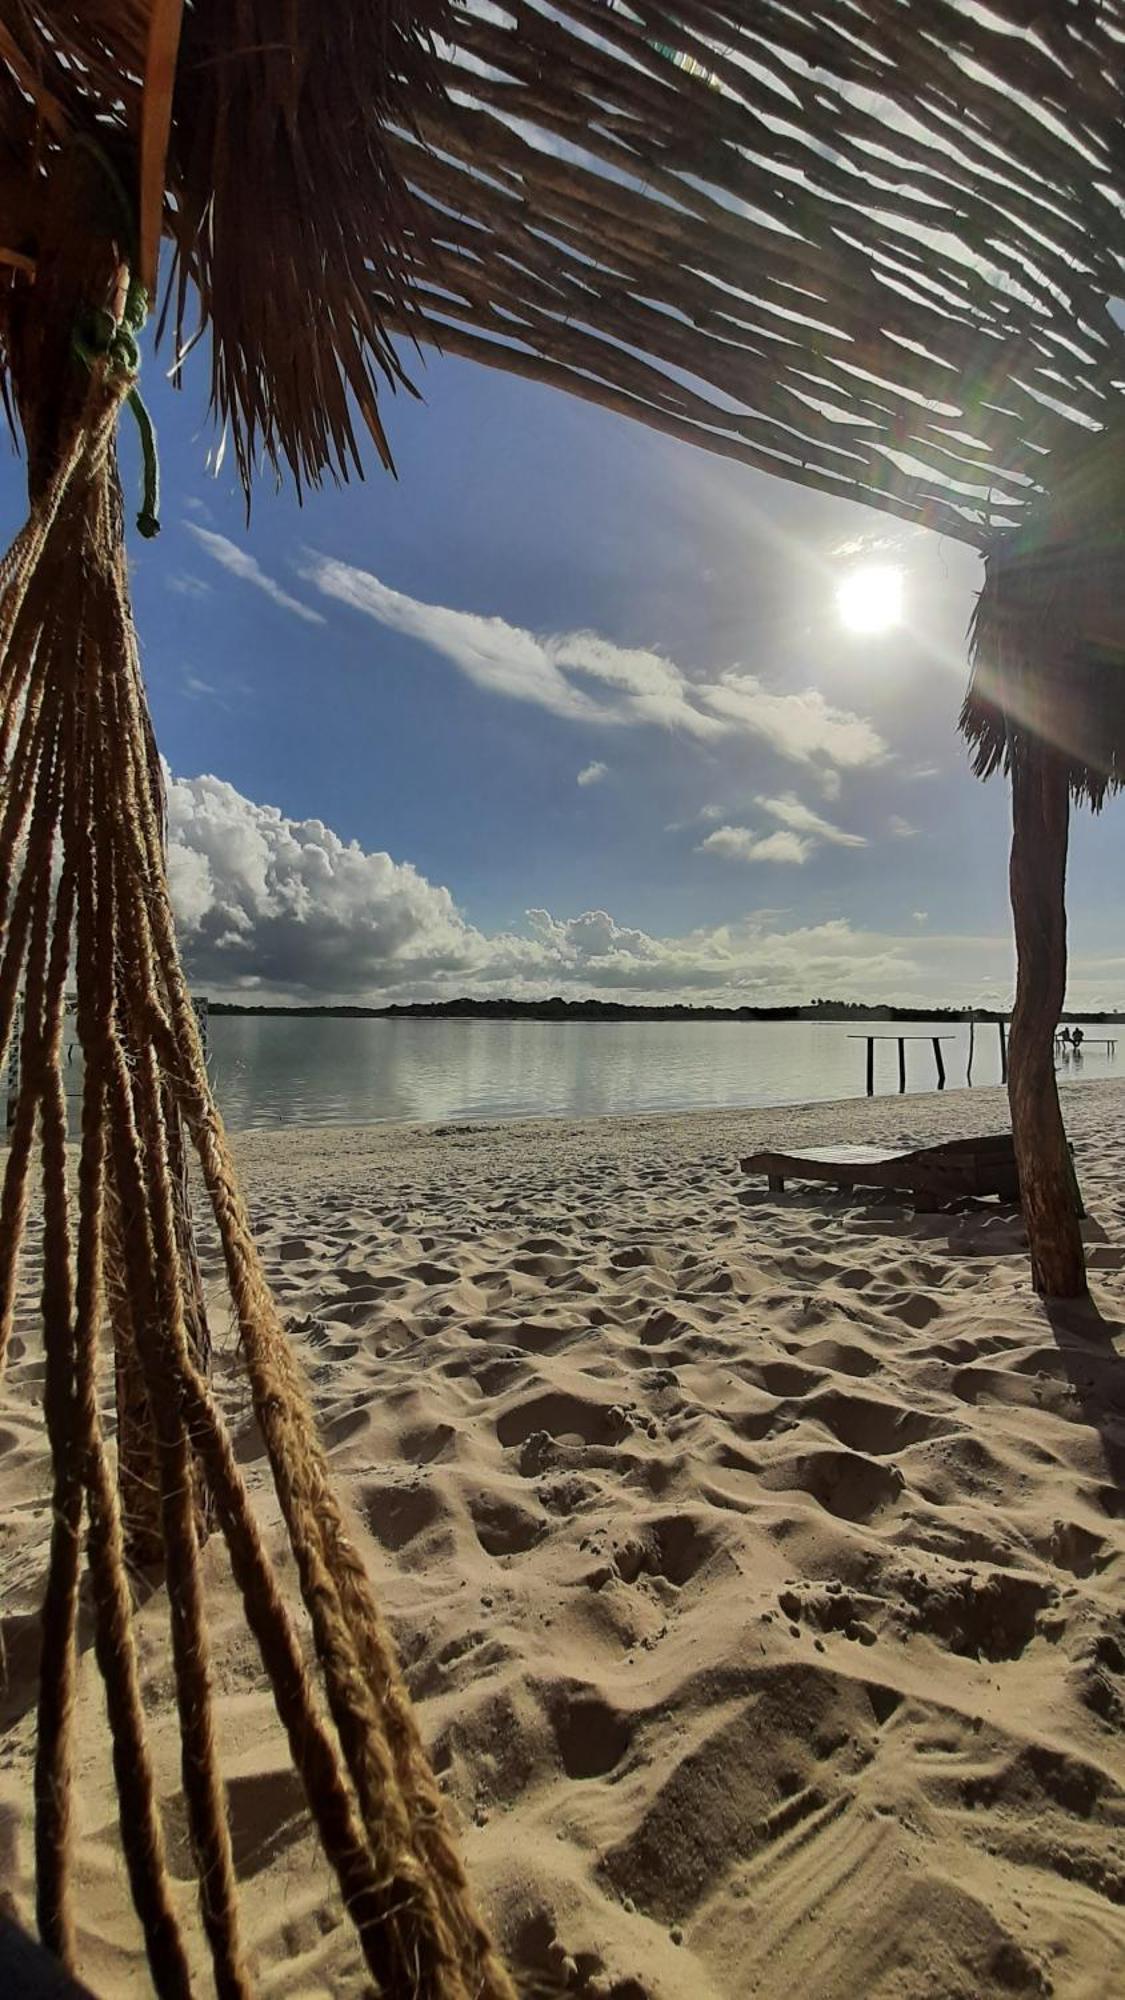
2,1079,1124,1998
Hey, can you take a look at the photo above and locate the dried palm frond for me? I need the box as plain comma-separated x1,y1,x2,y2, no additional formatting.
0,2,1123,532
962,428,1125,805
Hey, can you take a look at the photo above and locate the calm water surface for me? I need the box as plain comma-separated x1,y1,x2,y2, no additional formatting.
198,1015,1119,1131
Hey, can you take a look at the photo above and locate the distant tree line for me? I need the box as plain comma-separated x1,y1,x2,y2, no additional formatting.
203,996,1122,1023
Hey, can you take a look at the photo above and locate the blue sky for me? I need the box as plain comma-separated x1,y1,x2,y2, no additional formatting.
42,337,1121,1007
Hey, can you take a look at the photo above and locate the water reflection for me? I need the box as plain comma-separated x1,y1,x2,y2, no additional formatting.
200,1015,1120,1132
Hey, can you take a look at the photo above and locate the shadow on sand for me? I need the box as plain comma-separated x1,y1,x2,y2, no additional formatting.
1045,1293,1125,1504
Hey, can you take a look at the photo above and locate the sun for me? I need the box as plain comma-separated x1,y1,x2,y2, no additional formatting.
836,562,904,635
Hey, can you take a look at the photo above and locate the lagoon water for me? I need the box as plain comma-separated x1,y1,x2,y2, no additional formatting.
199,1013,1119,1131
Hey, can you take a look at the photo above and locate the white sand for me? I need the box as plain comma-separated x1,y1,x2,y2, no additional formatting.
2,1080,1124,1997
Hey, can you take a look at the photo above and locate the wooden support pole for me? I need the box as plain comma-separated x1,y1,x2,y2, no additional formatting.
967,1017,975,1087
866,1037,874,1096
932,1037,946,1090
1007,741,1086,1298
999,1017,1008,1083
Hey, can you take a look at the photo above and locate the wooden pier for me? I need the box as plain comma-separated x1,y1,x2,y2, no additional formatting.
849,1033,956,1096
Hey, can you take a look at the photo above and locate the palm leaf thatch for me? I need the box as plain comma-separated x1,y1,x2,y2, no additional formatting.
964,431,1125,804
0,2,1123,1992
0,2,1122,530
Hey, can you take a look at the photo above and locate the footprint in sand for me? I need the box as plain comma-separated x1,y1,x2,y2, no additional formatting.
760,1447,905,1523
467,1484,547,1557
359,1478,447,1552
806,1388,957,1456
496,1389,631,1451
542,1683,634,1779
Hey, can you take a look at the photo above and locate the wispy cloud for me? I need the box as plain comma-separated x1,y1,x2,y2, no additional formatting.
188,526,324,625
889,815,917,838
183,673,220,702
699,826,812,866
167,572,212,599
577,761,609,787
301,555,886,773
757,792,866,848
702,674,885,768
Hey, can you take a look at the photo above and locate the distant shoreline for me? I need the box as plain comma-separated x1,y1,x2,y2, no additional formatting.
205,999,1125,1025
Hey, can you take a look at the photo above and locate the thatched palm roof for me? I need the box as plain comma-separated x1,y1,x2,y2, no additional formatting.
964,426,1125,803
1,1,1124,539
0,8,1119,1984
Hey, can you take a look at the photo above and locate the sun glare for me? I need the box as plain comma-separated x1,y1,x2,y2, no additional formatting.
836,563,904,635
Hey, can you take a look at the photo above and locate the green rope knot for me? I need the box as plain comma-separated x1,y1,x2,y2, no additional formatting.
72,282,160,540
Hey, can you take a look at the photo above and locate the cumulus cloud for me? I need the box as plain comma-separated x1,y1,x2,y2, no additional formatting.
165,768,1032,1007
300,555,886,774
697,792,864,867
188,526,324,625
167,771,482,996
577,761,609,787
698,826,812,865
757,793,866,848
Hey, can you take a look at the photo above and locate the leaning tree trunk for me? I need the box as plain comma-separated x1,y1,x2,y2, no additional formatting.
1007,737,1086,1298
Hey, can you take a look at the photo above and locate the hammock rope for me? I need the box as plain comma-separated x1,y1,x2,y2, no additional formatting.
0,304,514,1996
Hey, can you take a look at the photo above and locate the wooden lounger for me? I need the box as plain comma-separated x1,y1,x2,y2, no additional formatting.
740,1133,1022,1209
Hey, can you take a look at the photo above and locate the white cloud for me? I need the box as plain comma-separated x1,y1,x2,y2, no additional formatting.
695,793,864,868
301,555,886,773
757,792,866,848
889,815,917,838
699,825,813,866
913,911,928,924
163,767,1056,1007
577,761,609,787
167,573,211,599
702,673,885,768
167,770,481,996
308,558,598,720
187,526,324,625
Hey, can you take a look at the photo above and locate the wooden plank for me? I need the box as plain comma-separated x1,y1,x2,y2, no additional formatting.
138,0,185,294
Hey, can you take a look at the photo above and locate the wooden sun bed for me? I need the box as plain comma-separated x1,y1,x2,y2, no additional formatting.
740,1133,1022,1209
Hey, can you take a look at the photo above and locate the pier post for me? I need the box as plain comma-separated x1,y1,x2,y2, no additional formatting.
999,1017,1008,1083
932,1037,946,1089
967,1018,975,1087
898,1038,906,1093
866,1037,875,1096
